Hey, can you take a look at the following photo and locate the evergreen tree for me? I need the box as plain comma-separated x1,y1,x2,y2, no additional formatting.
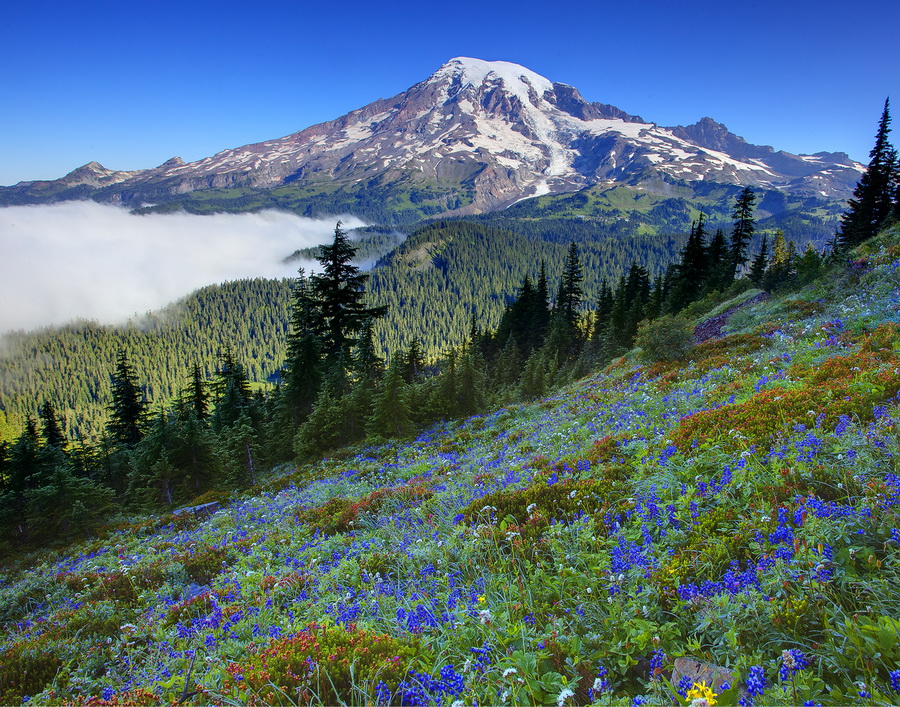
588,279,615,358
494,275,535,353
645,275,665,321
367,358,415,440
749,234,770,286
401,338,426,384
840,99,899,248
107,350,147,447
177,363,210,422
796,244,824,285
729,187,757,275
705,228,731,291
281,269,324,425
219,411,260,488
128,415,179,508
23,466,114,542
129,412,221,508
614,264,650,348
456,346,486,417
6,419,46,496
594,280,614,336
530,262,551,349
293,385,346,460
556,243,584,328
492,336,523,388
38,400,66,449
427,351,459,421
354,316,384,384
762,231,797,291
311,222,387,370
668,215,708,311
212,350,252,430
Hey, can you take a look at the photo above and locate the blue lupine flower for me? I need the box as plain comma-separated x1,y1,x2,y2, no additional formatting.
738,665,766,706
779,649,809,680
889,669,900,692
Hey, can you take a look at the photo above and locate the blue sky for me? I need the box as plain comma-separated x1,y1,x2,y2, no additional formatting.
2,0,898,186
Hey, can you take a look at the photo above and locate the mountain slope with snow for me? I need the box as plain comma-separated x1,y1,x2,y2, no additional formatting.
0,58,864,216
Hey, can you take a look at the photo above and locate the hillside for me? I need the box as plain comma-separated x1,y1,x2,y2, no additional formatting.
3,224,900,705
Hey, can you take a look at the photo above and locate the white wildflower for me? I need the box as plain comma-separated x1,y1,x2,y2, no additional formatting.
502,667,518,678
557,687,575,706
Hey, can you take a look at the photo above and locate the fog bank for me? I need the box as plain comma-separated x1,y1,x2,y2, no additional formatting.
0,202,365,333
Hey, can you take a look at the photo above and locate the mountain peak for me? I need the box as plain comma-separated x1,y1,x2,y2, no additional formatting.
433,57,554,98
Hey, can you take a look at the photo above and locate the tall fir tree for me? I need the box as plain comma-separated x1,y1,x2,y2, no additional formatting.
556,243,584,328
281,269,324,424
212,350,253,430
840,99,899,249
530,262,551,350
749,234,770,286
38,400,66,450
311,222,387,371
219,411,260,489
763,231,796,291
401,338,426,384
367,358,415,440
293,385,346,460
669,215,709,312
107,350,147,447
590,279,615,351
177,363,210,422
494,274,535,352
704,227,731,292
729,187,757,276
353,316,384,384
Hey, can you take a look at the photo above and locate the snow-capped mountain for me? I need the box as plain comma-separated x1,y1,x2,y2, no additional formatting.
1,58,864,214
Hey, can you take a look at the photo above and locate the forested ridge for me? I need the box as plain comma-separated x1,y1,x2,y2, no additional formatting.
0,222,688,442
0,279,293,442
0,219,834,444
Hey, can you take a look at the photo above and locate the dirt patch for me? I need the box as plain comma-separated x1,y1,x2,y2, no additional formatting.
693,291,768,343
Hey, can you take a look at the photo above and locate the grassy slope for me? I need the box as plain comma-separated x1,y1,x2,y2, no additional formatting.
3,227,900,705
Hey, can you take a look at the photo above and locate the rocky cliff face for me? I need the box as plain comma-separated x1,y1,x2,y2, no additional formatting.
1,58,864,213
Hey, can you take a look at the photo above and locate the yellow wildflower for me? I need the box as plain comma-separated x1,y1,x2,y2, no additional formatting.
685,680,717,707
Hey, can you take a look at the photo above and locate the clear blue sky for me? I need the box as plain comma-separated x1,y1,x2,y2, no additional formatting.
2,0,898,186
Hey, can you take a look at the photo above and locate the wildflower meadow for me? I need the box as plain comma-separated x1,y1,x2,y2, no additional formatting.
4,226,900,705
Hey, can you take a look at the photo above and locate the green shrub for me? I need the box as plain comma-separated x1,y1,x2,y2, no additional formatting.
223,622,424,705
636,315,695,363
0,637,64,704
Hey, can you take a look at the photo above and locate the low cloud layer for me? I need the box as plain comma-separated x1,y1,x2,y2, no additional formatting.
0,202,364,333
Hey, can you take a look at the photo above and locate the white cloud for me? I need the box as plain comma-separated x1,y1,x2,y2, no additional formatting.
0,202,364,332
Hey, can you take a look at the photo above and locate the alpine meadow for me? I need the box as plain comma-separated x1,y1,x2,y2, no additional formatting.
2,56,900,707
